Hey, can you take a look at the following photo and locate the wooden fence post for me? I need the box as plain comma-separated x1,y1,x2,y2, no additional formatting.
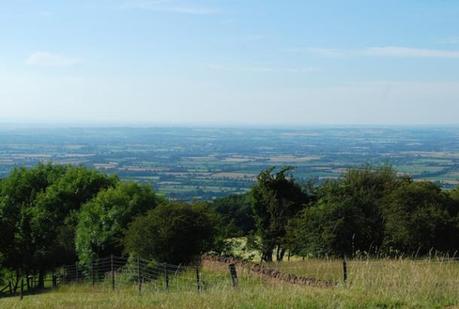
195,265,201,292
228,263,238,288
8,281,12,295
75,263,79,282
342,255,348,285
111,255,115,290
137,257,142,294
20,278,24,300
164,264,169,290
92,260,95,287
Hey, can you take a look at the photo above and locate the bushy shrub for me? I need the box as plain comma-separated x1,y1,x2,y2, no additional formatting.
124,202,216,264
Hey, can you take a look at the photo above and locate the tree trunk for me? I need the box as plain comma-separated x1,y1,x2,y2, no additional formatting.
38,270,45,289
279,248,286,261
261,239,275,262
12,270,20,294
276,246,286,261
275,246,281,261
262,249,273,262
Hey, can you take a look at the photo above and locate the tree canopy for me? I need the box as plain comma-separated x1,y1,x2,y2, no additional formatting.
75,182,159,265
0,164,117,289
124,202,217,264
207,193,255,237
1,163,459,290
251,167,311,261
288,167,459,257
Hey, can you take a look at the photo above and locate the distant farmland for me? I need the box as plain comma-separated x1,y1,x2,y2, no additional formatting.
0,126,458,200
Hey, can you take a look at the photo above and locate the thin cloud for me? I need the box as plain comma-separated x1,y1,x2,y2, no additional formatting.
285,47,345,57
289,46,459,59
121,0,219,15
26,52,81,67
364,46,459,58
208,64,318,73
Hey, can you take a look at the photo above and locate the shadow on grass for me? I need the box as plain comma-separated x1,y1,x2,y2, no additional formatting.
0,285,58,300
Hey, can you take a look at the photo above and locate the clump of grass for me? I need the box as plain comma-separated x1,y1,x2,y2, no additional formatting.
269,256,459,306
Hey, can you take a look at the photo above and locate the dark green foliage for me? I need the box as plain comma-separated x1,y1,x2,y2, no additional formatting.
289,166,459,257
291,166,404,257
251,167,310,261
0,164,68,278
0,164,116,290
449,187,459,206
291,182,382,257
76,182,159,265
382,181,459,255
31,167,118,268
124,202,216,264
2,162,459,287
208,193,255,237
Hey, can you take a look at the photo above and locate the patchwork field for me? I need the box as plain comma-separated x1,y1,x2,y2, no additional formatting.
0,126,458,200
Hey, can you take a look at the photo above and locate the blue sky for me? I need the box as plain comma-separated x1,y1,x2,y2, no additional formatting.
1,0,459,126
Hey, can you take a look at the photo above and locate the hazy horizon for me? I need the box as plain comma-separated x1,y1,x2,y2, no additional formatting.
1,120,459,129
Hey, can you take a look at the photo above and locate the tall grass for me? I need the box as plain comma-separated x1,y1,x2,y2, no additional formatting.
269,257,459,306
1,258,458,308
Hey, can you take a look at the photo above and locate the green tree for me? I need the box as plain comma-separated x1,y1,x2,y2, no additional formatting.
0,164,67,291
76,182,158,265
208,193,255,237
382,181,459,255
0,164,117,289
124,202,216,264
251,167,310,262
31,166,118,286
291,166,402,257
449,187,459,226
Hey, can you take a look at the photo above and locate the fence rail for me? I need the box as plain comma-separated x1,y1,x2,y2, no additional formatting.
0,283,10,294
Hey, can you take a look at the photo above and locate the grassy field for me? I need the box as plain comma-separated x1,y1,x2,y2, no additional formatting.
1,258,459,308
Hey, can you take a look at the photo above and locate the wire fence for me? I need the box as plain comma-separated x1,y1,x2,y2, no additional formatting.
3,254,458,299
0,255,213,299
60,255,204,293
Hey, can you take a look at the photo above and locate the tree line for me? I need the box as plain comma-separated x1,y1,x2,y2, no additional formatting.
1,164,459,292
0,164,215,292
211,166,459,261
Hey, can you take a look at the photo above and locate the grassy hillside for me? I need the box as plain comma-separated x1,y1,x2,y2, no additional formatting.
1,258,458,308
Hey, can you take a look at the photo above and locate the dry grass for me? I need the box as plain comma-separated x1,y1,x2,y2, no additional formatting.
270,257,459,306
1,258,459,308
